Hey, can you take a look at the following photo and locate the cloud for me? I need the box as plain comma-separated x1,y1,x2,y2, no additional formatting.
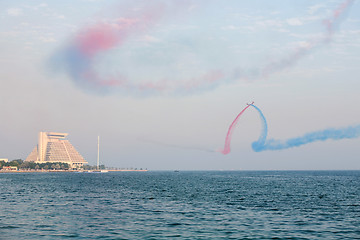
142,35,161,43
222,25,238,30
1,31,19,37
256,19,283,28
32,3,48,10
81,0,104,2
291,41,312,49
308,4,325,15
7,8,23,17
38,3,48,8
270,11,280,15
39,36,56,43
54,14,66,19
286,18,303,26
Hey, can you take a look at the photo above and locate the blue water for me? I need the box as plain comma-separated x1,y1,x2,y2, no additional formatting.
1,171,360,239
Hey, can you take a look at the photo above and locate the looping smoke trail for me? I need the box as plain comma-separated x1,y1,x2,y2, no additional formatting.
250,104,360,152
50,0,354,95
249,104,267,151
220,103,360,154
50,0,225,94
219,103,253,155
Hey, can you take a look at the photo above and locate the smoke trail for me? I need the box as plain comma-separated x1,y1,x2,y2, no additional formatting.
250,104,360,152
249,104,267,151
219,103,253,155
51,1,170,91
50,0,354,95
50,0,225,94
260,0,354,78
140,138,215,153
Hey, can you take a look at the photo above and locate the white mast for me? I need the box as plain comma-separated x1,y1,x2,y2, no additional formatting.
97,136,100,170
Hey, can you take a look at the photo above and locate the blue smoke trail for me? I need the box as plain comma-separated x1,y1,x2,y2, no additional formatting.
250,104,268,151
250,104,360,152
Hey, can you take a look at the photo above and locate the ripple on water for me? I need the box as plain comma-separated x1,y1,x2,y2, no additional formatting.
0,171,360,239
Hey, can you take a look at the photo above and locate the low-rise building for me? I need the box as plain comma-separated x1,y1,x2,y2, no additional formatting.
2,166,17,171
0,158,9,162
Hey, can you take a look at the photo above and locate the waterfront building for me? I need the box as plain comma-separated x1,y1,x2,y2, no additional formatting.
25,132,87,169
2,166,17,171
0,158,9,162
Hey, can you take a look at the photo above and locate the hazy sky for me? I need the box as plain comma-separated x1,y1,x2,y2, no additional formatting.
1,0,359,170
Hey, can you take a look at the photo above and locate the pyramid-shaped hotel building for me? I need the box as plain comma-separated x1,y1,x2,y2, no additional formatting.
26,132,87,168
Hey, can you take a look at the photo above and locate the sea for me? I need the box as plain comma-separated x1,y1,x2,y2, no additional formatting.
1,171,360,240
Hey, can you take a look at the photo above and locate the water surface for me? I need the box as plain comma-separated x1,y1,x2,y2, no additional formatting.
1,171,359,239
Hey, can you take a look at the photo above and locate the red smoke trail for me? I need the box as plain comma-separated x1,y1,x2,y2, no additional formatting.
76,24,120,58
53,0,354,94
221,103,360,154
219,103,253,155
324,0,354,38
57,1,171,90
75,2,167,59
55,0,226,93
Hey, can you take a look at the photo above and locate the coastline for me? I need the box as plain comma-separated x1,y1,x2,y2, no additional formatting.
0,169,148,173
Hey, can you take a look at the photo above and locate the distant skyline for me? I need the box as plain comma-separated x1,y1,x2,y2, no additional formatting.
1,0,359,170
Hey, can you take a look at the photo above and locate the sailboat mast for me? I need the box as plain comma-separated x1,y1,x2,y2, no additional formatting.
97,136,100,170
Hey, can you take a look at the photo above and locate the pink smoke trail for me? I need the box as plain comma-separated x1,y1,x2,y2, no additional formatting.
50,1,175,91
221,103,360,154
324,0,354,38
51,0,354,94
219,103,253,155
51,0,226,94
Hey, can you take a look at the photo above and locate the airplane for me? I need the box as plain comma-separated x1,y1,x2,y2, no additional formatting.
247,101,254,105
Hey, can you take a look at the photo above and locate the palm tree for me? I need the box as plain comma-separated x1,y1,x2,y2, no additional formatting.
55,163,61,170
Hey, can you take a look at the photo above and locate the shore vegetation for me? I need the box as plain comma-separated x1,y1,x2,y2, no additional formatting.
1,159,70,170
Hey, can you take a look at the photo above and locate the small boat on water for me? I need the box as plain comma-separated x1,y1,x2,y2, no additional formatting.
89,170,109,173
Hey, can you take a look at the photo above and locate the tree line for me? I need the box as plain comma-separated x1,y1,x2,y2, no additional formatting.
1,159,70,170
0,159,108,171
83,164,106,170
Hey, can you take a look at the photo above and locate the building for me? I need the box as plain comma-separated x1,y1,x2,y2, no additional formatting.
25,132,87,169
0,158,9,163
2,166,17,171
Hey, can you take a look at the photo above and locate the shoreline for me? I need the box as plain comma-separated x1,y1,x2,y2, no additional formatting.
0,169,148,173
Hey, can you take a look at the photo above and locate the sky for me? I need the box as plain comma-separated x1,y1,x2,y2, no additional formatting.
1,0,359,170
